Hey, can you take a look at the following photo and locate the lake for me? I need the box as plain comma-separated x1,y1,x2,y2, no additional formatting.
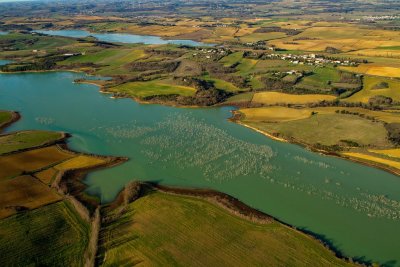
1,71,400,266
34,29,213,46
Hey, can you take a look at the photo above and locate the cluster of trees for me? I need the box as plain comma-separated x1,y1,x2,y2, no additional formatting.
385,123,400,145
0,55,70,72
128,60,180,73
254,26,302,36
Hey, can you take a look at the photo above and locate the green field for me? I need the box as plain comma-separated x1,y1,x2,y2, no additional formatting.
0,130,64,155
0,111,13,128
203,75,242,92
225,92,254,103
61,48,146,75
0,33,75,50
296,66,340,92
99,191,353,267
109,80,196,98
219,51,243,67
0,201,89,266
243,112,390,147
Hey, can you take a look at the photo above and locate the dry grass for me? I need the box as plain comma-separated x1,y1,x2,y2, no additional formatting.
340,65,400,78
368,149,400,159
269,26,400,52
241,107,312,122
252,92,336,105
343,152,400,170
0,175,62,219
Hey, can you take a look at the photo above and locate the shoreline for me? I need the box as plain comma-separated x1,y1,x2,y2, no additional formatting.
0,110,20,132
232,117,400,177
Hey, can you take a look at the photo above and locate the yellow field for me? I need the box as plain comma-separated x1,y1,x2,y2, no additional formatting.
35,167,58,185
269,26,400,52
348,49,400,58
343,152,400,170
0,175,62,219
310,107,400,123
54,155,106,171
368,149,400,159
344,76,400,103
0,146,74,179
240,107,312,122
252,92,336,105
340,65,400,78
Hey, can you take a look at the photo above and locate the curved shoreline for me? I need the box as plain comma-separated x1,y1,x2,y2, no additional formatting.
0,110,20,132
231,113,400,178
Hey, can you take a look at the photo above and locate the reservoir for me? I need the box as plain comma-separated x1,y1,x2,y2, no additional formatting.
34,29,213,46
1,71,400,265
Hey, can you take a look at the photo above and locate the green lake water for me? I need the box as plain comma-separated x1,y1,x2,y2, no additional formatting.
0,71,399,265
34,30,213,46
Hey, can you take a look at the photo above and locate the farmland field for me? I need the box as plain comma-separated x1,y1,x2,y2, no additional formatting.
240,107,312,122
0,175,62,219
99,191,353,267
0,146,74,179
0,201,89,266
251,92,336,105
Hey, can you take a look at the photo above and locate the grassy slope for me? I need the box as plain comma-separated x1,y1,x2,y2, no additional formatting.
243,112,390,147
0,130,64,155
0,111,13,127
109,80,196,98
100,192,352,267
0,201,89,267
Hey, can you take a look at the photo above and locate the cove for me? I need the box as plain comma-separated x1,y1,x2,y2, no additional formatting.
34,29,213,46
1,71,400,266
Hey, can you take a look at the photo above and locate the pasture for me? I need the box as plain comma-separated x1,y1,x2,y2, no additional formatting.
109,80,196,98
242,111,390,147
99,191,353,267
